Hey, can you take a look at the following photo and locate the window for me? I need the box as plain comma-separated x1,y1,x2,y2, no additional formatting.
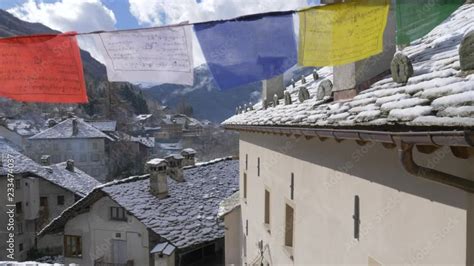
19,243,23,252
243,173,247,200
353,195,360,240
245,154,248,170
264,190,270,226
110,207,127,221
57,195,65,206
40,197,48,208
15,179,21,189
284,204,294,247
92,141,99,150
257,157,260,176
15,202,22,214
64,235,82,258
245,220,248,236
17,222,23,235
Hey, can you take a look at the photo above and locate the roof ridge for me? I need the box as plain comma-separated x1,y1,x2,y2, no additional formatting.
183,156,235,170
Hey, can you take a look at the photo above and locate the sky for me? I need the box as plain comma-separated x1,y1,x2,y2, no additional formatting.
0,0,320,66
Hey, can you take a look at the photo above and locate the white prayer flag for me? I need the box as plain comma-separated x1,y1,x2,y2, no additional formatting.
94,26,194,85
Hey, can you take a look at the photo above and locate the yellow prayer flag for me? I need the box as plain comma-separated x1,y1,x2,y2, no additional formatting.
298,0,390,67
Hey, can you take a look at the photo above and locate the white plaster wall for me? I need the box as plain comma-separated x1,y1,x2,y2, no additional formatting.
64,196,150,266
239,132,473,265
224,207,242,266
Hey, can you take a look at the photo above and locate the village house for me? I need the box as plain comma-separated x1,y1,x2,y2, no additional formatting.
0,118,40,151
0,140,100,261
26,118,114,182
39,153,239,266
217,192,242,266
223,4,474,265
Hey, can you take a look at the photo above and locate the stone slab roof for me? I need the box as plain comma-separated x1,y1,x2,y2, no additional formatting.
218,191,240,218
0,140,100,197
40,158,239,250
223,5,474,130
30,118,114,140
88,121,117,132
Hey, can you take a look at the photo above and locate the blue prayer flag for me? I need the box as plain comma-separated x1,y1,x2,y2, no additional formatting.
194,13,297,90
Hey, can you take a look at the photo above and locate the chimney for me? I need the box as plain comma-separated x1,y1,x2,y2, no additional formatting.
165,154,184,182
47,119,57,128
72,119,79,136
66,159,74,172
146,158,169,199
40,155,51,166
181,148,197,167
262,74,284,104
332,1,396,101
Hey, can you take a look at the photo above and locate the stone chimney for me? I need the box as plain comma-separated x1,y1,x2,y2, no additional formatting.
262,74,284,104
40,155,51,166
165,154,184,182
72,119,79,136
66,160,74,172
47,119,57,128
332,1,396,101
181,148,197,167
146,158,169,199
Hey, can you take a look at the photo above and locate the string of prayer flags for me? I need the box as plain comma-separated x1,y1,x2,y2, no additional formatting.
93,26,194,85
0,32,88,103
396,0,464,45
194,13,297,90
298,0,390,67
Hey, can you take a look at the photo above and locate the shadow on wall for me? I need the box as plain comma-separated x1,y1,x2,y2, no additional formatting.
241,132,472,210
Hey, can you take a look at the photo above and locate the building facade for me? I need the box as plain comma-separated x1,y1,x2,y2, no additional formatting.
223,4,474,265
27,118,113,182
0,142,100,261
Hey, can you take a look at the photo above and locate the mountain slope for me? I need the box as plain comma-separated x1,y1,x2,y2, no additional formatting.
145,65,316,122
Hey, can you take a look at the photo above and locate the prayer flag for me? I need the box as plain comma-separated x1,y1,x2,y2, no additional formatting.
194,13,297,90
94,26,194,85
396,0,464,45
298,0,390,67
0,32,88,103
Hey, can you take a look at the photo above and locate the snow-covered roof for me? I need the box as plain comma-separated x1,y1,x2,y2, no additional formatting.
30,119,114,140
3,119,41,136
223,5,474,130
181,148,197,155
158,142,183,151
40,158,239,250
218,191,240,218
88,121,117,132
0,141,100,197
37,162,101,197
136,114,153,121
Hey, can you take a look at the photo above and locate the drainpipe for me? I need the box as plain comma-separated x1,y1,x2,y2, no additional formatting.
398,142,474,193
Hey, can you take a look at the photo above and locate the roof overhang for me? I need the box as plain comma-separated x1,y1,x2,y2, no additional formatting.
223,125,474,147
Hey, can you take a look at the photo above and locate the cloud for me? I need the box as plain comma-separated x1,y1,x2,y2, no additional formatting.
8,0,116,33
129,0,309,26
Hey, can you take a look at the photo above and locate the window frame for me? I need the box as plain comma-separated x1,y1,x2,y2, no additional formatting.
64,235,82,258
110,206,127,221
243,173,247,201
57,195,65,206
17,222,23,235
15,202,22,214
264,189,271,227
14,179,21,190
284,203,294,248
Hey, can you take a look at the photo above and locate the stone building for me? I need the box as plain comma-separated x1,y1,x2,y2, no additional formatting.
27,118,114,182
40,156,239,266
0,141,100,261
222,5,474,265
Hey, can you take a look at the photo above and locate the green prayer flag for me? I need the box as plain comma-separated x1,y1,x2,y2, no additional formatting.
396,0,464,44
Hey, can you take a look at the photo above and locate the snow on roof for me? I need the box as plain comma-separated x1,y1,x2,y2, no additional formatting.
158,142,183,150
0,141,100,197
136,114,153,121
4,119,41,136
218,191,240,218
223,5,474,130
37,162,101,197
181,148,197,155
88,120,117,132
30,119,114,140
150,242,176,255
40,158,239,250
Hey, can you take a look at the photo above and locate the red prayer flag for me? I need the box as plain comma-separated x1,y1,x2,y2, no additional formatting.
0,32,88,103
